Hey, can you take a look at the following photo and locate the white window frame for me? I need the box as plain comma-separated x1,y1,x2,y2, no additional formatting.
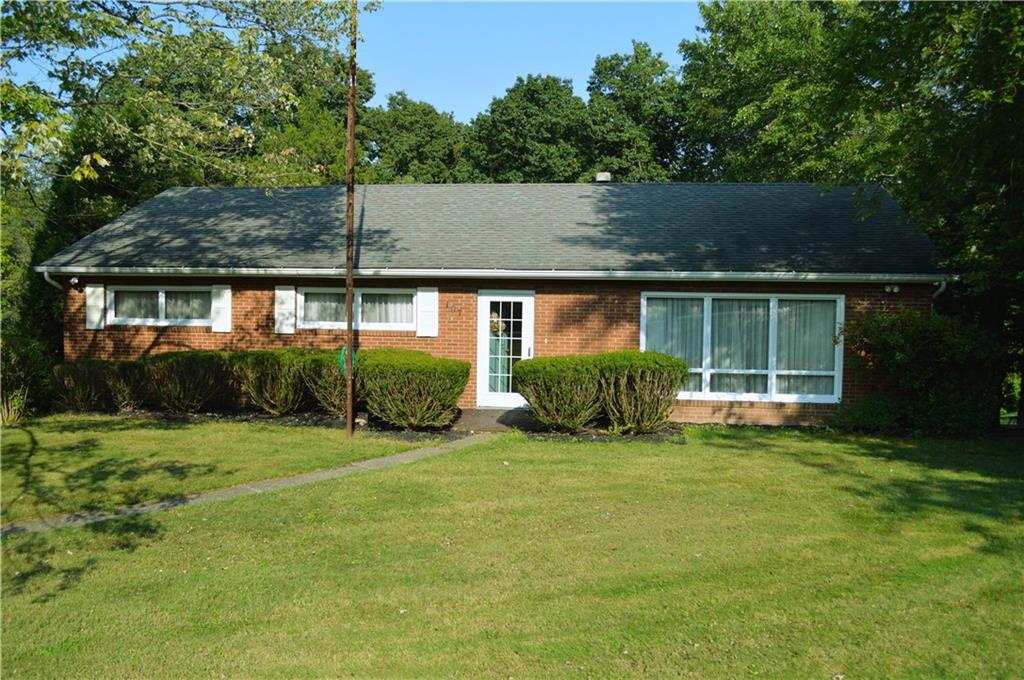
106,285,215,327
640,292,844,404
296,287,417,331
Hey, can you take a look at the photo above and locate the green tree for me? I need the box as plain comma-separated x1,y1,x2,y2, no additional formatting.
586,41,694,182
363,92,480,184
471,75,590,183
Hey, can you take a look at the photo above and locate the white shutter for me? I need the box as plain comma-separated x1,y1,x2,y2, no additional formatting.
275,286,296,334
211,285,232,333
416,287,439,337
85,284,105,330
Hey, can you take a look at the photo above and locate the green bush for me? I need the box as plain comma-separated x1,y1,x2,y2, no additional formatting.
105,360,145,413
841,310,1003,435
358,348,469,429
512,355,601,432
53,360,109,411
593,350,688,434
832,393,905,435
144,351,230,414
1,386,30,425
229,349,308,416
300,350,348,418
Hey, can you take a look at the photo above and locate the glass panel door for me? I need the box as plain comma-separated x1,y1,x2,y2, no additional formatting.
477,291,534,408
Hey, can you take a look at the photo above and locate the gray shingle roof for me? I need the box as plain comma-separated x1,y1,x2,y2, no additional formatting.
39,183,943,275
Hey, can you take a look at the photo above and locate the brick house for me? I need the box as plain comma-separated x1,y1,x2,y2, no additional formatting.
36,182,945,425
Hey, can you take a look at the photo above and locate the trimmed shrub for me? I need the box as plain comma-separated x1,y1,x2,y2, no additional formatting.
229,349,309,416
300,350,348,418
145,351,229,414
512,355,601,432
841,311,1003,435
832,393,904,435
106,360,145,413
359,348,469,429
53,360,109,411
593,350,688,434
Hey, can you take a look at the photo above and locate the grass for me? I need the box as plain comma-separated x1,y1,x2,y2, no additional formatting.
1,414,429,522
2,426,1022,677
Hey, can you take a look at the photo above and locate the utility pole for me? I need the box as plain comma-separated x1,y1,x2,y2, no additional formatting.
344,0,358,439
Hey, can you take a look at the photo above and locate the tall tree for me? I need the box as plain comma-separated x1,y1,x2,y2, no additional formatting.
471,75,590,183
586,41,694,182
363,92,480,184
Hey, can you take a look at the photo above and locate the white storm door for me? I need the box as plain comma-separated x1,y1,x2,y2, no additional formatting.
476,291,535,408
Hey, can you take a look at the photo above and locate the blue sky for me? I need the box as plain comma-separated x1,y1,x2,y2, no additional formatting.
361,2,705,121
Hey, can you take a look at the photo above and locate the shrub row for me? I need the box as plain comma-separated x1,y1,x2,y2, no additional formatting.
512,350,688,434
53,348,470,429
836,310,1004,436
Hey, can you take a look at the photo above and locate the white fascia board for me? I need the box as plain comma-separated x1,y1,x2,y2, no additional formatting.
34,265,949,284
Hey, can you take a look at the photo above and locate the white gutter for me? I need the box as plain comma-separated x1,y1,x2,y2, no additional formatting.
42,271,64,291
34,265,948,284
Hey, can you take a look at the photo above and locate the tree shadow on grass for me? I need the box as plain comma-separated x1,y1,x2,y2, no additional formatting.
41,414,192,434
696,428,1024,555
2,425,226,523
3,514,163,603
0,419,229,601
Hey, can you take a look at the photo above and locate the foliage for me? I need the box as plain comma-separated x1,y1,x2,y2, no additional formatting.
1,386,29,425
471,75,591,182
841,311,1003,435
229,350,308,416
105,361,145,413
363,92,481,183
52,360,109,412
300,350,348,419
1,0,355,181
586,41,694,182
358,348,469,429
592,350,688,434
832,393,906,436
144,352,230,415
1003,372,1021,415
512,356,602,432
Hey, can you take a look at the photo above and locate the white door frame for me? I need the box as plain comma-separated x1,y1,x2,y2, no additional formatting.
476,290,535,408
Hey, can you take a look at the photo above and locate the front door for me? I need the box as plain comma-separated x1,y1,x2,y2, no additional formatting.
476,290,535,408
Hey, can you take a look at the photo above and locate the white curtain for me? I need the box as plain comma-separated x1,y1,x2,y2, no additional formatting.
305,292,346,323
711,299,769,369
165,291,211,320
710,299,769,393
777,375,834,395
777,300,836,371
646,297,703,391
361,293,414,324
114,291,158,319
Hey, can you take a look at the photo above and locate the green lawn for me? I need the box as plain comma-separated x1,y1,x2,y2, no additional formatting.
1,415,427,522
2,426,1022,677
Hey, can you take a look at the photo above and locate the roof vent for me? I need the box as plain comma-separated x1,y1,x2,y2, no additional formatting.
594,172,612,183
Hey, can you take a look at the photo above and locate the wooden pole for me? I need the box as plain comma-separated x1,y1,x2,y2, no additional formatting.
345,0,358,439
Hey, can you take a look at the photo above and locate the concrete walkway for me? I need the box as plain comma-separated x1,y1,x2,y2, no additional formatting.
1,432,495,536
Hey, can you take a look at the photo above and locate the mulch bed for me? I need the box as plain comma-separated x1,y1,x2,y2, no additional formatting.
523,422,687,444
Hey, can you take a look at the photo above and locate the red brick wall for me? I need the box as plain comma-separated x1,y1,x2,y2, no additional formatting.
61,276,934,424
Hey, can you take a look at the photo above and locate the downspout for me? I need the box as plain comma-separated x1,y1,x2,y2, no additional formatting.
932,279,948,299
42,271,64,291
